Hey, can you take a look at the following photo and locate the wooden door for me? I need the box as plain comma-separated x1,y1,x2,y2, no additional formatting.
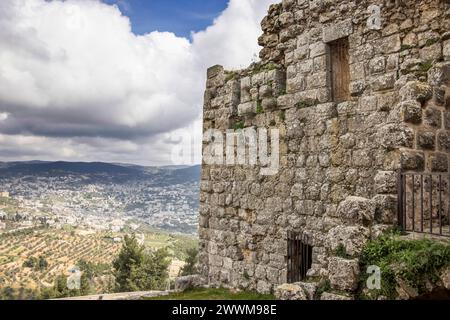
329,38,350,103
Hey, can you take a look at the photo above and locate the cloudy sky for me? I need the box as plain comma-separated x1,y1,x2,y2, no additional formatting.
0,0,277,166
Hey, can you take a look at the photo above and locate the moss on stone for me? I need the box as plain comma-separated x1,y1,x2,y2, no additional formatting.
256,102,264,114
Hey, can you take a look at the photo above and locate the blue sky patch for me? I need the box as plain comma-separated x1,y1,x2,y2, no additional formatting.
103,0,229,39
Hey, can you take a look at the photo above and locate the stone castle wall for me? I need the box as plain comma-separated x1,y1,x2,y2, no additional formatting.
200,0,450,299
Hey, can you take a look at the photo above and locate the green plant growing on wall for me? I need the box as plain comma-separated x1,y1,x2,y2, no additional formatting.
316,279,331,297
233,122,245,130
425,37,440,47
256,102,264,114
278,110,285,121
250,62,278,75
296,100,316,109
334,244,351,259
400,44,413,52
225,71,238,82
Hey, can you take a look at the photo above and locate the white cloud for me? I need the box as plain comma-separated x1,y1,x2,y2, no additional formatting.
0,0,278,165
0,113,8,121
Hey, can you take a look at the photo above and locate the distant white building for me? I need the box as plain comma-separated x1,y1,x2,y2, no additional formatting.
0,191,9,198
110,225,122,233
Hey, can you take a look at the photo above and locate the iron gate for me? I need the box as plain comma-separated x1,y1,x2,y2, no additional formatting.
398,173,450,237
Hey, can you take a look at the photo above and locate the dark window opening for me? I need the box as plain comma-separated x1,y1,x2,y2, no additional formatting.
328,37,350,103
287,232,313,283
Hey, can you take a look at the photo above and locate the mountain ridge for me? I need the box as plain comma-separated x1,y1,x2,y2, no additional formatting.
0,161,201,183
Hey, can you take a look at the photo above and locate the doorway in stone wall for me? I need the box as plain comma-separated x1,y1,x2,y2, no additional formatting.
287,232,313,283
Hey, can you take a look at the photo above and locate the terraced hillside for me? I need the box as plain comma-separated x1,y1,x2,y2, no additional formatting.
0,226,197,296
0,228,120,290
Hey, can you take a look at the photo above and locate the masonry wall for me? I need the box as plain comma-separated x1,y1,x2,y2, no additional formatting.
200,0,450,298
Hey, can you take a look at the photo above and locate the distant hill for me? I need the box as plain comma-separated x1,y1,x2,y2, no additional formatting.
167,165,201,184
0,161,201,184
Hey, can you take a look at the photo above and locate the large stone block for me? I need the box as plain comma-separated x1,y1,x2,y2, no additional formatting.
324,225,370,256
444,40,450,60
175,275,206,292
374,171,397,194
322,19,353,43
428,153,448,172
424,108,442,128
437,130,450,152
417,130,436,150
372,195,397,225
399,81,432,103
275,283,307,300
321,292,353,300
336,196,375,226
207,65,224,79
238,102,257,116
370,73,396,91
400,151,425,171
440,268,450,290
328,257,360,291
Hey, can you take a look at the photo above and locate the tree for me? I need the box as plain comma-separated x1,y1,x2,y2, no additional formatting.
180,247,199,276
38,256,48,271
112,235,170,292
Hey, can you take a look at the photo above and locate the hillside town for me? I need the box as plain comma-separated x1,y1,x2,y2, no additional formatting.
0,173,199,235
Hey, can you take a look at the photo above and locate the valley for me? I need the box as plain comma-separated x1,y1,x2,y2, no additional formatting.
0,161,200,298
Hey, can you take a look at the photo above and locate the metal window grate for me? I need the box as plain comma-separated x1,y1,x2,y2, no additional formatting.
287,231,313,283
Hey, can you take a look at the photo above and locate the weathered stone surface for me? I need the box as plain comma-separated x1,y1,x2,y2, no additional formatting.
238,102,257,116
374,171,397,194
275,283,307,300
323,20,353,43
428,153,448,172
325,226,370,256
328,257,360,291
401,151,425,171
207,65,224,79
417,131,436,150
175,275,205,292
444,40,450,60
372,196,397,225
400,81,433,103
440,267,450,290
320,292,354,300
375,124,414,150
294,281,318,300
400,100,422,124
437,130,450,152
336,197,375,226
424,108,442,128
396,279,419,300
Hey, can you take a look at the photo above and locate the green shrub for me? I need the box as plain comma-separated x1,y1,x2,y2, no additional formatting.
359,231,450,299
179,247,198,276
316,279,331,297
